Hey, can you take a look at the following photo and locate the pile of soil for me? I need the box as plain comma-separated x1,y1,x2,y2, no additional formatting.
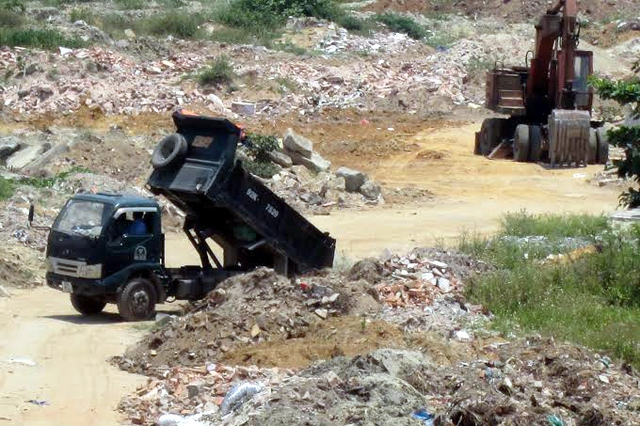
115,268,382,375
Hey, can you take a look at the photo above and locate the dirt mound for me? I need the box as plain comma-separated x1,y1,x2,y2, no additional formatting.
363,0,640,24
119,338,640,426
115,268,381,375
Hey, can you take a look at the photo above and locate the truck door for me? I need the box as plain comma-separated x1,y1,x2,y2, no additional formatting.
104,207,162,278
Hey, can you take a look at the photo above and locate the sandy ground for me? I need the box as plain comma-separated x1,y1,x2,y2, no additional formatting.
0,288,148,426
0,118,622,425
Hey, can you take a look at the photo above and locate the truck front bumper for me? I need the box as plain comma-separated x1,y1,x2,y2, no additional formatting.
46,273,110,297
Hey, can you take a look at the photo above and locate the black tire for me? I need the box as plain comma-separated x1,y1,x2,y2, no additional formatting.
117,278,157,321
587,128,598,165
513,124,530,162
479,118,498,156
70,294,106,316
151,133,187,169
528,125,542,162
596,127,609,165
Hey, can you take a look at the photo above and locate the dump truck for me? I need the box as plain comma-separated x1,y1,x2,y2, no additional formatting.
40,110,336,320
474,0,608,166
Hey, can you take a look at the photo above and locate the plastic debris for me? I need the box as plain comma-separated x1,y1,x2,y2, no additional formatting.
547,414,564,426
27,400,49,406
220,381,264,416
412,408,435,426
7,358,37,366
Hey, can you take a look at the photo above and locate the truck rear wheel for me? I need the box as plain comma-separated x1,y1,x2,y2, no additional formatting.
528,125,542,162
70,294,106,316
117,278,157,321
479,118,498,156
513,124,530,162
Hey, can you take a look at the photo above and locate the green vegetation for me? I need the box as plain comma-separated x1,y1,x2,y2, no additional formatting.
0,29,86,50
137,13,205,38
69,7,97,25
240,133,280,178
0,177,14,200
461,211,640,368
114,0,144,9
11,166,92,189
197,56,235,86
591,61,640,207
375,12,426,40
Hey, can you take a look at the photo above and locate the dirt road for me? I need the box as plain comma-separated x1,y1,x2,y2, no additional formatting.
0,287,147,426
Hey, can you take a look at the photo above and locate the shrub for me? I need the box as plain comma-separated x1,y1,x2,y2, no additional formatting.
70,7,97,25
0,29,86,50
0,9,23,28
197,56,235,86
0,177,14,200
375,12,427,40
139,13,204,38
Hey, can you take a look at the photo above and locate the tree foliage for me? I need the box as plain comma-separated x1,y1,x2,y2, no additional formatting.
591,60,640,207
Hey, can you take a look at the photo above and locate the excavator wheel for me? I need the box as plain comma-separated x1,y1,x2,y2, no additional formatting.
513,124,530,162
596,127,609,165
587,128,598,164
528,125,542,162
479,118,498,156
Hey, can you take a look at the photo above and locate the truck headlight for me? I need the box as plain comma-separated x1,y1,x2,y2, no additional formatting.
79,264,102,279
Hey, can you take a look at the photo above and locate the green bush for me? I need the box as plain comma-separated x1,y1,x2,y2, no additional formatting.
0,28,86,50
375,12,427,40
0,177,14,200
0,9,23,28
70,7,97,25
139,13,204,38
499,210,610,239
215,0,343,35
336,14,375,34
197,56,235,86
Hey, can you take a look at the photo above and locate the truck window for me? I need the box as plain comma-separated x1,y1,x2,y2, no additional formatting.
54,200,109,237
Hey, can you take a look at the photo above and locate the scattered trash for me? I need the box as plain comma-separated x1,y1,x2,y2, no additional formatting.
412,408,435,426
6,358,37,367
547,414,564,426
27,400,49,406
220,381,264,416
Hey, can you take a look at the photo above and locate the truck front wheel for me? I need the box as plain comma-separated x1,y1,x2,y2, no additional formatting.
117,278,157,321
70,294,106,316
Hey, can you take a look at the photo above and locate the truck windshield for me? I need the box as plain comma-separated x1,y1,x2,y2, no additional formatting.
54,200,109,237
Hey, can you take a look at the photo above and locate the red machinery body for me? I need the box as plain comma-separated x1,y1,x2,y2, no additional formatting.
475,0,608,166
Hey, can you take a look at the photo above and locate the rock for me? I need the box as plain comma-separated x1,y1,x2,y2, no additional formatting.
437,277,451,292
207,93,225,111
186,383,201,399
336,167,367,192
36,86,54,101
0,137,22,160
0,285,10,297
250,324,261,338
231,101,256,116
268,150,293,168
359,180,382,200
6,144,49,171
22,142,68,174
115,39,130,49
314,308,328,319
286,149,331,173
124,29,136,39
283,128,313,158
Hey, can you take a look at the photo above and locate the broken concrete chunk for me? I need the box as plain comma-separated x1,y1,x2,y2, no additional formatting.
314,308,328,319
0,285,10,298
6,144,49,171
268,150,293,168
231,101,256,116
359,180,382,200
250,324,261,338
336,167,367,192
283,128,313,158
286,149,331,173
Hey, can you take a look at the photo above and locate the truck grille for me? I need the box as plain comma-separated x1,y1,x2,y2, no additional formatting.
49,257,85,278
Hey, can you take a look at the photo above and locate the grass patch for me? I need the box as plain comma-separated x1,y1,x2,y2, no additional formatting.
114,0,144,9
336,14,376,35
197,55,235,86
461,211,640,369
11,166,92,189
137,12,205,38
69,7,97,25
0,28,86,50
0,177,15,200
0,9,24,28
375,12,427,40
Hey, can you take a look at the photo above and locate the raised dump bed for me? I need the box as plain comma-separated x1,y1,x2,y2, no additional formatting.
146,110,336,275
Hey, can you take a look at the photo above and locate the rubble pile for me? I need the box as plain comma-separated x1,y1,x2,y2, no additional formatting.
114,268,382,375
119,339,640,426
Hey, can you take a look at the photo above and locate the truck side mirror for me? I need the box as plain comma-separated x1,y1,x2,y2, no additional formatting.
28,204,34,226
